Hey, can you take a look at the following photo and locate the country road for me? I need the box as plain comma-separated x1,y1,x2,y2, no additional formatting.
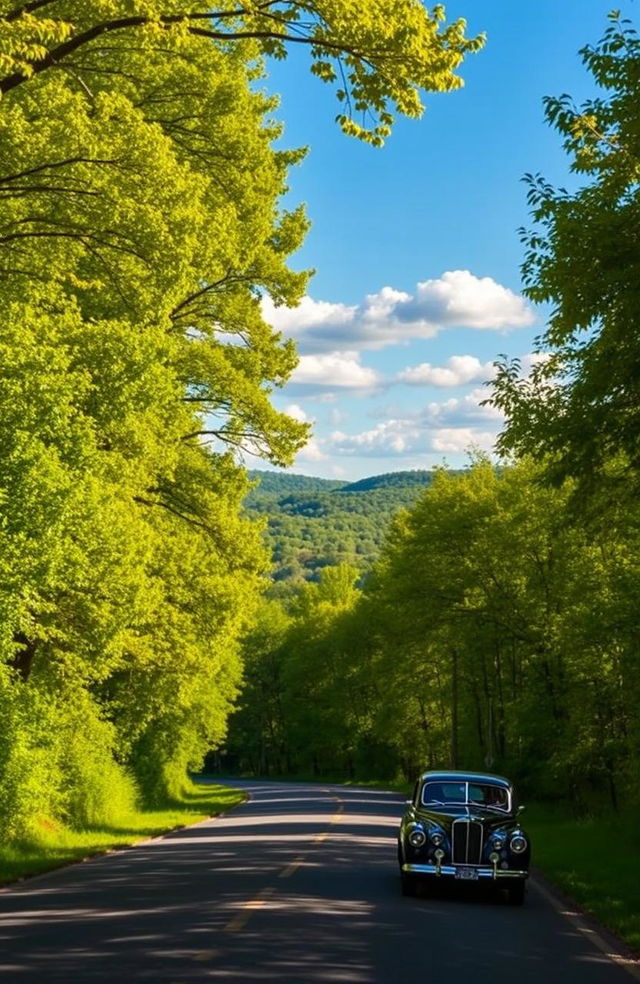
1,780,637,983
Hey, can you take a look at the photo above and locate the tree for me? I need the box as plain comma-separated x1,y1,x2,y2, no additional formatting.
488,12,640,499
0,2,483,144
0,0,483,827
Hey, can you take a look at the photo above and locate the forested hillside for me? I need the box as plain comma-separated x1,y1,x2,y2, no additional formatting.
245,470,439,583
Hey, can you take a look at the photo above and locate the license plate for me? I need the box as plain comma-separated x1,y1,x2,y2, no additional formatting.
455,866,479,881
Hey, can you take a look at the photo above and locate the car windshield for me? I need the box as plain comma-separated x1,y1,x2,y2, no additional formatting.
421,780,509,811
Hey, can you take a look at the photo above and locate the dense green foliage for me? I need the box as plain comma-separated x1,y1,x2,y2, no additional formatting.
230,459,640,814
489,12,640,498
246,469,439,582
0,2,480,845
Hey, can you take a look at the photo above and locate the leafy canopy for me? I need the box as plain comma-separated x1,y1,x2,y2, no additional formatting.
0,1,484,144
488,12,640,498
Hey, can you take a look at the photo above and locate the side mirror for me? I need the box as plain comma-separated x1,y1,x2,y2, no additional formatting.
517,805,526,814
405,799,413,806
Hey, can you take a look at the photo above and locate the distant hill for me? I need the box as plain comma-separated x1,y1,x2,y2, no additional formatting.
246,471,346,496
339,470,434,493
245,468,448,588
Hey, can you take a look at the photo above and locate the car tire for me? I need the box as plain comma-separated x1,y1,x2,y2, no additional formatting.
507,881,526,906
401,871,417,897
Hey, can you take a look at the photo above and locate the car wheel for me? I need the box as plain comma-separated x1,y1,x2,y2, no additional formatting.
401,871,417,897
507,880,526,906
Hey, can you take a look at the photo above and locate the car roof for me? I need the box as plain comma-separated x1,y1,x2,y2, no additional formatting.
419,770,511,788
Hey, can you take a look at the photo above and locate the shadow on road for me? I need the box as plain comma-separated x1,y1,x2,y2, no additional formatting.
0,781,630,983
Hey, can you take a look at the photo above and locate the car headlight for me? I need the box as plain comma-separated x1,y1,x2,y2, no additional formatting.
408,824,426,848
491,834,505,850
429,830,444,847
510,833,528,854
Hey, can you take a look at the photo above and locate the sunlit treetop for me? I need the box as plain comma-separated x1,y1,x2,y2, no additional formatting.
0,1,484,144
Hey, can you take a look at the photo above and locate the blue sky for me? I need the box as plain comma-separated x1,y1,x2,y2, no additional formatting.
253,0,636,480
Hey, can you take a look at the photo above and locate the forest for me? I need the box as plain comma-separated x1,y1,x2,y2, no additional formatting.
0,0,638,865
229,457,640,812
245,469,442,583
0,0,482,846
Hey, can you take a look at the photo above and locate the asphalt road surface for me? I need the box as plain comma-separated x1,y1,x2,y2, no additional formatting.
1,780,638,983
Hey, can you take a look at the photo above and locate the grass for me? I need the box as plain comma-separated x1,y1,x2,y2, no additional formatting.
518,804,640,952
0,780,245,886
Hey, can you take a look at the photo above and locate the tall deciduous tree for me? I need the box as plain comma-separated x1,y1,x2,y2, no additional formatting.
488,12,640,498
0,1,483,826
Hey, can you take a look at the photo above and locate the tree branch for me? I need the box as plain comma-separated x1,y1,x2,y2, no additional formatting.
170,271,235,319
0,158,120,184
5,0,61,21
0,7,367,97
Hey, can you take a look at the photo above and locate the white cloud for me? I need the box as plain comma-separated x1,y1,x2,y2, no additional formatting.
284,402,311,423
398,355,496,388
520,351,552,376
325,387,504,459
402,271,533,330
262,271,535,354
289,350,381,392
296,437,326,462
330,420,422,456
362,285,411,321
421,388,504,427
262,294,356,336
430,428,496,453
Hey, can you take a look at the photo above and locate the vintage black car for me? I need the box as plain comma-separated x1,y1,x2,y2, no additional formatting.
398,770,530,904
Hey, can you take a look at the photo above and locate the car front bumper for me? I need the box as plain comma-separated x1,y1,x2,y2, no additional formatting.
402,863,528,880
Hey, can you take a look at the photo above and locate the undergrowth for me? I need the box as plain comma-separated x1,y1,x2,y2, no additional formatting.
0,779,244,885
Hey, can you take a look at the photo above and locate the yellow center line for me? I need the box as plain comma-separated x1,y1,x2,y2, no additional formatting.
330,798,344,823
224,886,275,934
279,855,306,878
226,792,348,928
314,797,345,843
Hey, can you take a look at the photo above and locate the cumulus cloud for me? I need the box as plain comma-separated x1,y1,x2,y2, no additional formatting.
430,428,497,453
330,420,422,456
262,271,535,354
288,350,382,392
398,355,496,388
262,294,356,335
399,271,533,330
325,387,504,459
420,388,504,427
284,402,311,423
296,437,326,462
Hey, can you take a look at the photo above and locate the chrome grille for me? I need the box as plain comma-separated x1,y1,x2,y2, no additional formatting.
452,820,483,863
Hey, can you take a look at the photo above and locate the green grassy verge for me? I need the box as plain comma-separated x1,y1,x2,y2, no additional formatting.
523,804,640,951
0,780,245,886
